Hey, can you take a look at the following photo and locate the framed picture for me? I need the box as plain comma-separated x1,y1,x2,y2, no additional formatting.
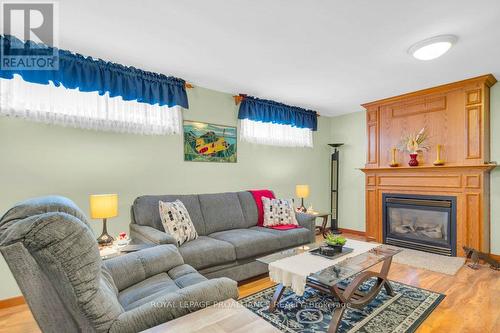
183,120,237,163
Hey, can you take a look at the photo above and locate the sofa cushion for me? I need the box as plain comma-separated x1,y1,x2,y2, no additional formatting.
159,200,198,246
178,236,236,270
250,226,311,249
237,191,259,228
199,192,246,234
261,197,298,227
132,195,207,236
209,229,282,260
118,273,179,310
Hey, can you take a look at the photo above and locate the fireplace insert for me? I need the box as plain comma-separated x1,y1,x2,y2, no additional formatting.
382,193,457,256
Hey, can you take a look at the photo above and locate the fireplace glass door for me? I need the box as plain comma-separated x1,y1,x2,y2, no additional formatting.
383,194,456,256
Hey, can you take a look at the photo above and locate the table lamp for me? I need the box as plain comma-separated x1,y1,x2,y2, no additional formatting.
295,185,310,212
90,194,118,245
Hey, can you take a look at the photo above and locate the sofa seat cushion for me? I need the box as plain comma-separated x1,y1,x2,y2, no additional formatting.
250,226,311,249
209,229,282,260
178,236,236,270
118,273,179,310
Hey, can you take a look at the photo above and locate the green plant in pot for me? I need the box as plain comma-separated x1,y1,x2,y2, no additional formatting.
325,233,347,253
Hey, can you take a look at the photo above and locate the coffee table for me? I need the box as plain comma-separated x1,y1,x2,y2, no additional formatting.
257,240,401,333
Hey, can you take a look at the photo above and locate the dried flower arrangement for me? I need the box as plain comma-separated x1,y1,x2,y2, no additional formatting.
398,127,430,154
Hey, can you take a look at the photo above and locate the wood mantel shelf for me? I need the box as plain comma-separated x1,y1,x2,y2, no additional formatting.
361,74,497,257
360,163,497,172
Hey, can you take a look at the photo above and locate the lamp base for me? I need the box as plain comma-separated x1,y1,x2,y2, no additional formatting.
97,232,114,246
330,218,342,235
297,198,307,213
97,218,114,246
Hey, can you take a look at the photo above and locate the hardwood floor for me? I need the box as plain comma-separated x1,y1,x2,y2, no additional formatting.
1,233,499,333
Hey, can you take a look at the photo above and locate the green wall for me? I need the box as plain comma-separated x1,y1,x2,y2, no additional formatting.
329,84,500,255
330,111,366,232
0,87,333,300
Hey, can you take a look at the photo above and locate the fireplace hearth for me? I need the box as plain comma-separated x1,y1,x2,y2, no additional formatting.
382,193,457,256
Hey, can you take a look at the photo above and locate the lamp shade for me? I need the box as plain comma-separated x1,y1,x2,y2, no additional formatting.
90,194,118,219
295,185,310,198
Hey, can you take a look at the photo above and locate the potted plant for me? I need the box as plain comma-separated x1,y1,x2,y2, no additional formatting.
325,233,347,253
398,127,430,166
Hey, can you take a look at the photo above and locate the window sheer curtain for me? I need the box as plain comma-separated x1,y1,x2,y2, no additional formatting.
0,76,183,135
0,35,187,135
239,118,313,147
237,95,317,148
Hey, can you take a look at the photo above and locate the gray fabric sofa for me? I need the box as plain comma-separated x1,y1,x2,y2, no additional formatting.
0,196,238,333
130,191,316,281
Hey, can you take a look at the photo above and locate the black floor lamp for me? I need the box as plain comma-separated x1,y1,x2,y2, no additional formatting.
329,143,344,234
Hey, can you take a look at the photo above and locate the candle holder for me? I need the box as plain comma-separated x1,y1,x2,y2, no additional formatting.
389,147,399,167
433,144,445,166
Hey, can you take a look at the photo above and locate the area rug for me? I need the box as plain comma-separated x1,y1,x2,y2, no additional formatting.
392,247,465,275
239,277,444,333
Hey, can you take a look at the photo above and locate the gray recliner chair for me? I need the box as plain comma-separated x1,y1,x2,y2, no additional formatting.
0,196,238,333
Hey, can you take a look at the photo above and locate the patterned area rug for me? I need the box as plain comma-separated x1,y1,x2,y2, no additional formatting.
239,278,444,333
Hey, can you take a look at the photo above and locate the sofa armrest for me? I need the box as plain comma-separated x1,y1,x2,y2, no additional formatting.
104,244,184,291
130,223,177,246
296,212,316,243
109,277,239,333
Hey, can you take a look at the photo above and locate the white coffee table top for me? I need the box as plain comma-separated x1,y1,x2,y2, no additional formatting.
268,238,379,296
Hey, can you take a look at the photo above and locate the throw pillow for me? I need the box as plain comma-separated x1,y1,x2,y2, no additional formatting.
262,197,299,227
159,200,198,246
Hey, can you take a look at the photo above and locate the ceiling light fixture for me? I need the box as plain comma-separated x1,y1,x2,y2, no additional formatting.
408,35,458,61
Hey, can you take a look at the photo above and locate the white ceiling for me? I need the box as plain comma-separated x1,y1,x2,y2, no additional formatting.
36,1,500,115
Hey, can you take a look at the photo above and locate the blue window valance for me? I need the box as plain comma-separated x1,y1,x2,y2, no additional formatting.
0,35,188,108
238,95,317,131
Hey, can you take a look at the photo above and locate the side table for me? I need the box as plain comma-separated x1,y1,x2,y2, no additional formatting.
309,212,331,238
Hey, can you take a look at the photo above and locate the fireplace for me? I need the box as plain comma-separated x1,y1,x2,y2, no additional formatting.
382,193,457,256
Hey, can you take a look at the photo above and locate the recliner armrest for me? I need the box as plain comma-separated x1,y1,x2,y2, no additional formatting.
104,244,184,291
129,223,177,246
296,212,316,243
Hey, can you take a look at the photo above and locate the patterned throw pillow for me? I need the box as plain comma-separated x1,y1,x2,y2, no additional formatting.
262,197,299,227
159,200,198,246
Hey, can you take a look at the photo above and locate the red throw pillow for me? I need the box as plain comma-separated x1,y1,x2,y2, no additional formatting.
269,224,300,230
249,190,275,226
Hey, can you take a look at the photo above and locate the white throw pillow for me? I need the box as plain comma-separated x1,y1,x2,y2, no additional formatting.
262,197,299,227
159,200,198,246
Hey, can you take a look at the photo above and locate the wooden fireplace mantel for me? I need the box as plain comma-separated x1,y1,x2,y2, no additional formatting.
361,74,497,257
360,164,497,172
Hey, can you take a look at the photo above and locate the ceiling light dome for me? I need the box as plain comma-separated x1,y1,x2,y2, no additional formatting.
408,35,458,61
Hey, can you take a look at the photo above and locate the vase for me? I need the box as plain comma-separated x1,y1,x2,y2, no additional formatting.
408,153,419,166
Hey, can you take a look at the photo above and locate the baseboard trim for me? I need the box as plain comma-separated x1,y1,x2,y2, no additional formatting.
338,228,366,237
0,295,25,309
490,253,500,261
